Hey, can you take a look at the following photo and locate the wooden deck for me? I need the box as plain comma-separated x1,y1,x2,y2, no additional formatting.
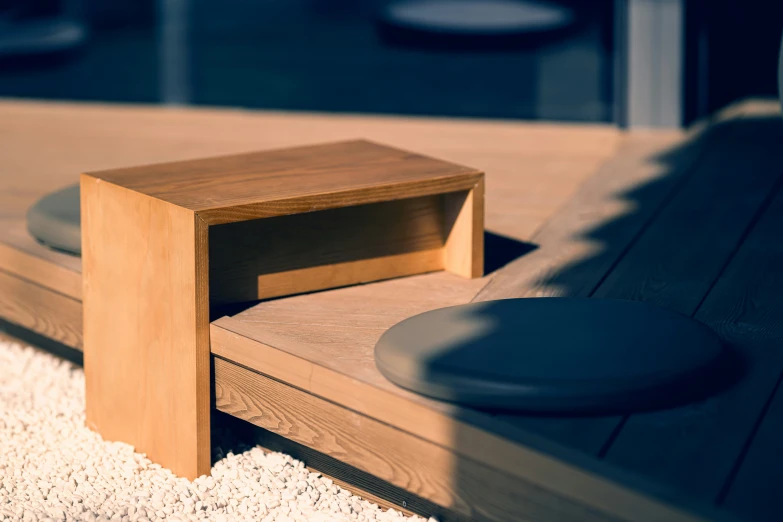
3,99,783,521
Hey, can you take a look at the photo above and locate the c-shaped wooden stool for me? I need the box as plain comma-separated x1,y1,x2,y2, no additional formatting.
80,139,484,479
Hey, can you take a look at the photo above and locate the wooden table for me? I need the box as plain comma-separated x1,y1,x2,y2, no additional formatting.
4,98,783,522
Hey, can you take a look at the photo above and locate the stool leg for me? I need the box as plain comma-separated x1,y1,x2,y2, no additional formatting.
443,178,485,279
81,174,211,480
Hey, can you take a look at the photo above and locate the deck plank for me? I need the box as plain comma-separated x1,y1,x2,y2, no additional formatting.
214,357,623,522
0,269,82,349
0,99,620,248
479,129,698,450
499,108,783,454
722,355,783,520
599,119,783,508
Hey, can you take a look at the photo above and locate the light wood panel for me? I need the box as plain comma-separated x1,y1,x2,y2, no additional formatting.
85,140,483,225
589,114,783,500
613,173,783,517
214,356,621,522
211,317,738,522
209,194,449,304
493,106,783,453
0,219,81,298
0,269,82,349
0,100,618,317
81,175,211,480
0,99,620,255
474,130,693,302
213,411,444,520
443,183,484,279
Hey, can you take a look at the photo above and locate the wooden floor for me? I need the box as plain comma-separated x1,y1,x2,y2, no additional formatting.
3,99,783,521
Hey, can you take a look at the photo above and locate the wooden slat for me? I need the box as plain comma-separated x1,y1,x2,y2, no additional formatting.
85,140,483,225
594,117,783,504
611,180,783,519
722,383,783,520
479,130,703,449
211,410,435,519
211,319,739,522
0,99,620,269
82,177,211,480
498,109,783,454
473,130,691,302
214,356,623,522
443,183,485,279
209,194,449,305
0,269,82,349
0,219,82,299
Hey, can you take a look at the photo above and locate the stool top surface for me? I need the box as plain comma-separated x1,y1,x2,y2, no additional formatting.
84,139,482,225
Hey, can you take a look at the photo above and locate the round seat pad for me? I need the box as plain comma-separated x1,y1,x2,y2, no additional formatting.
26,184,81,256
374,298,727,413
381,0,576,36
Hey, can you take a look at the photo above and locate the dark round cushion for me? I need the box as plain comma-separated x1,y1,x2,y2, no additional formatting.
26,184,81,256
375,298,728,413
376,0,576,50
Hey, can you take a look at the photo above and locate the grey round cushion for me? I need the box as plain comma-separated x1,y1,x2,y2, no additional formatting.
375,298,728,413
382,0,575,36
26,184,81,256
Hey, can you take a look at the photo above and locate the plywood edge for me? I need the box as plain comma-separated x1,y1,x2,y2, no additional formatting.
210,317,734,522
194,213,212,476
214,357,616,522
196,175,484,225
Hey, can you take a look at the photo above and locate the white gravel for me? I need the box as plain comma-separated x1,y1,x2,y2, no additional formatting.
0,340,435,522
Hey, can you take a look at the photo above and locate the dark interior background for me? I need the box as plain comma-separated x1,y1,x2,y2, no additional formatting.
0,0,781,124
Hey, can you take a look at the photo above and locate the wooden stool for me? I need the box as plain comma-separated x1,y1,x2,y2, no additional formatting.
80,139,484,479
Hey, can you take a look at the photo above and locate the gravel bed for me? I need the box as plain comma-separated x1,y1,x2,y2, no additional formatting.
0,340,435,522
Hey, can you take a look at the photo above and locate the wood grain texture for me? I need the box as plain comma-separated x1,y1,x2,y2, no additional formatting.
0,99,619,304
209,194,449,304
593,115,783,503
0,99,620,242
214,356,620,522
81,175,211,480
443,182,485,278
213,412,446,519
0,269,82,349
494,107,783,454
85,140,483,225
611,177,783,518
474,130,694,302
226,271,486,390
0,219,82,298
211,318,736,522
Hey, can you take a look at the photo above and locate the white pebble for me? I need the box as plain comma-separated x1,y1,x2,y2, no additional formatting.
0,341,434,522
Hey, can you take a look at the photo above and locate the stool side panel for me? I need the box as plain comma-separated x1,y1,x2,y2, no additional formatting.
81,174,210,479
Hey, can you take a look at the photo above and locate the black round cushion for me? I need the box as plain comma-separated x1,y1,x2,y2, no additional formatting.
375,298,728,413
26,184,81,256
376,0,576,50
